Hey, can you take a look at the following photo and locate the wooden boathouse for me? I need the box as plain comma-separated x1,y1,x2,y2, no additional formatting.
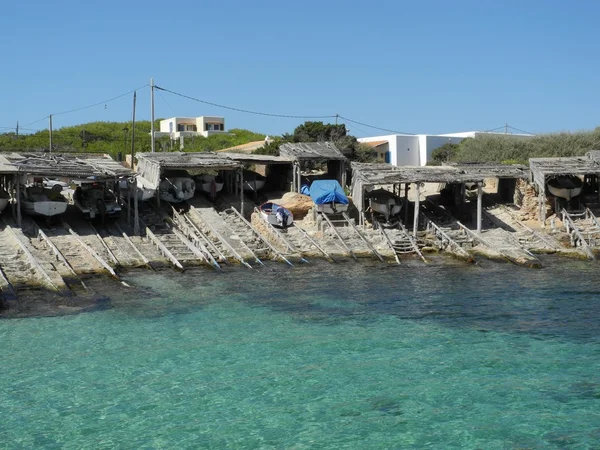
350,162,529,236
3,152,135,228
134,152,244,211
529,152,600,224
218,152,295,193
279,142,347,192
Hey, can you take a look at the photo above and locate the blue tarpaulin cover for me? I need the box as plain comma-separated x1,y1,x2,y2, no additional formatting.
309,180,349,205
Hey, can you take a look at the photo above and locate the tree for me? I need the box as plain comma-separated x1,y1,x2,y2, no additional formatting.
430,143,460,164
291,121,348,143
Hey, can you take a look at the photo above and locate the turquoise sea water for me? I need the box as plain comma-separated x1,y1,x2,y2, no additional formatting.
1,258,600,449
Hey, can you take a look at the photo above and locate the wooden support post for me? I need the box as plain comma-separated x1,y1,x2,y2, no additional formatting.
413,183,420,238
15,176,21,228
404,183,409,226
540,190,546,227
133,178,140,236
292,162,297,192
297,163,302,193
477,182,483,233
239,168,244,216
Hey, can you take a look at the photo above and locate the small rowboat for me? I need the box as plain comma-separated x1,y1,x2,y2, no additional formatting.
259,202,293,228
547,175,583,200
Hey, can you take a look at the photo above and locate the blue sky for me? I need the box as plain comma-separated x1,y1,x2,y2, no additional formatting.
1,0,598,137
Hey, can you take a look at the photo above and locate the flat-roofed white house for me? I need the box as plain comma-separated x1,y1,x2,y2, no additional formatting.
157,116,227,139
358,130,535,167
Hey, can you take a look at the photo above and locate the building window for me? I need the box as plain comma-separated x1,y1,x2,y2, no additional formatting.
185,125,197,131
205,123,224,131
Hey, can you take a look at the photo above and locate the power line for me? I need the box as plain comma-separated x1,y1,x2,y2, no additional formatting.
19,84,149,129
156,85,337,120
482,124,535,136
52,84,149,117
21,116,50,128
508,125,535,136
337,115,414,135
0,126,39,132
157,88,177,116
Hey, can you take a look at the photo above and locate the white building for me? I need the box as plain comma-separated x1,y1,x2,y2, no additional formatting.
157,116,227,139
358,131,535,167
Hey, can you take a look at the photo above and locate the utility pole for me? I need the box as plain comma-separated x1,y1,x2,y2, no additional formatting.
16,121,19,137
335,113,338,125
150,77,155,153
49,114,53,152
130,90,136,166
505,122,508,134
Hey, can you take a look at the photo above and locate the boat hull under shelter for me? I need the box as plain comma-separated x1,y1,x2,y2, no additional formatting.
119,178,156,202
547,175,583,200
366,188,403,223
242,170,266,192
21,185,68,217
195,174,224,198
309,180,349,215
159,176,196,203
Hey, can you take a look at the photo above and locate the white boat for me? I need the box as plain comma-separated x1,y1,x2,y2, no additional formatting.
367,189,403,223
72,180,121,220
118,177,156,202
547,175,583,200
0,189,9,213
159,171,195,203
195,174,224,199
21,184,68,217
243,170,266,192
310,180,349,215
259,202,293,228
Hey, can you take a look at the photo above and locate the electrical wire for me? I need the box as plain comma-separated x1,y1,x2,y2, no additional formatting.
52,84,149,117
21,116,50,128
157,89,178,116
156,86,337,120
336,115,414,135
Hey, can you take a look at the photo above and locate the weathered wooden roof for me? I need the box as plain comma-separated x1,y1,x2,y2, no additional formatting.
279,142,346,161
135,152,242,170
529,155,600,189
219,152,294,165
2,152,132,178
351,162,529,185
0,154,19,174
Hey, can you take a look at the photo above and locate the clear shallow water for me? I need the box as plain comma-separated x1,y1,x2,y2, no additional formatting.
1,258,600,449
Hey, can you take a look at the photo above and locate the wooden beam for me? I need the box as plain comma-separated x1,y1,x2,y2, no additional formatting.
413,183,420,238
477,182,483,233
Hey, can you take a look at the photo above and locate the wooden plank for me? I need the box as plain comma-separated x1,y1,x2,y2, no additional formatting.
378,226,401,265
230,207,294,266
561,209,595,260
3,222,64,293
253,207,308,264
114,222,155,271
188,205,254,269
320,212,358,261
36,225,88,291
342,212,384,262
294,224,336,263
145,226,184,270
62,221,124,281
90,223,120,267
